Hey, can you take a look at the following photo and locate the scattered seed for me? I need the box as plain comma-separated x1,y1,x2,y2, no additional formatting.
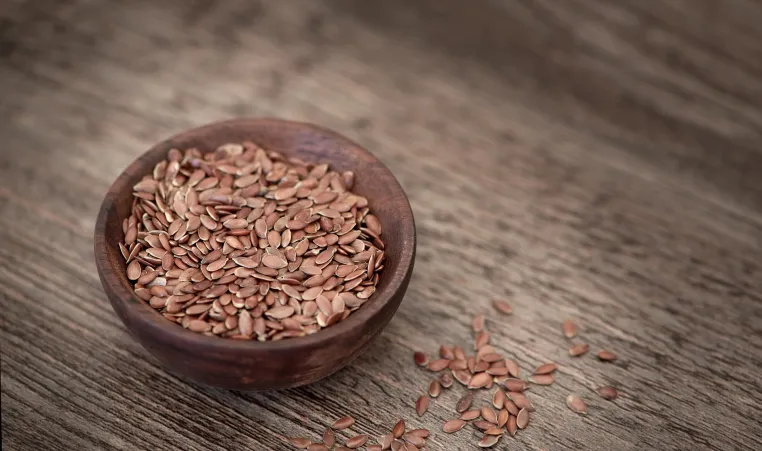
533,363,557,375
332,416,355,430
468,372,492,389
507,415,517,436
598,386,618,400
569,343,590,357
497,409,509,427
323,429,335,447
307,443,329,451
485,428,504,435
379,434,394,449
439,373,454,388
477,434,500,448
597,350,617,361
492,389,506,409
503,378,528,392
415,395,429,416
508,392,535,411
427,359,450,372
428,380,442,398
516,408,529,429
480,407,498,424
473,420,495,431
529,374,555,385
562,319,577,338
443,419,466,433
345,434,368,449
413,352,429,367
456,393,473,412
460,410,481,421
505,359,520,378
402,433,425,447
503,400,519,416
492,299,512,315
392,420,406,438
566,394,588,414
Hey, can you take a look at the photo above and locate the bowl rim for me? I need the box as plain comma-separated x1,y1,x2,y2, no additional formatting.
94,117,416,353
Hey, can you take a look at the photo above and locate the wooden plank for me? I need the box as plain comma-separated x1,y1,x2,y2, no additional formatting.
1,0,760,450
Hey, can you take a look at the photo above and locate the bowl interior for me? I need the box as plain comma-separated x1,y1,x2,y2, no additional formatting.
96,118,415,352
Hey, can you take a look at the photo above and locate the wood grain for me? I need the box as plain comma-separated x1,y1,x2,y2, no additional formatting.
1,0,761,450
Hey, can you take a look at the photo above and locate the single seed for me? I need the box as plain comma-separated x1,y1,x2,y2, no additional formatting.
427,359,450,372
492,299,512,315
477,434,500,448
460,410,480,421
323,428,335,447
413,352,429,367
416,395,429,416
516,408,529,429
407,429,429,438
507,415,517,436
562,319,577,338
332,416,355,430
379,434,394,450
530,374,555,385
503,378,527,392
485,428,504,436
455,393,473,412
473,421,495,431
492,389,506,409
428,380,442,398
439,372,454,388
566,394,588,414
392,420,405,438
480,407,497,424
468,372,492,389
345,435,368,449
442,419,466,433
597,350,617,361
439,345,455,360
505,359,520,378
598,386,618,400
534,363,557,375
569,343,590,357
402,433,425,447
497,409,509,427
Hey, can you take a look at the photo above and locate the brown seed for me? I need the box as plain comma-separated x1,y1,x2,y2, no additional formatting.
439,345,455,360
534,363,557,375
569,343,590,357
345,434,368,449
392,420,406,438
468,372,492,389
562,319,577,338
505,359,520,378
508,392,535,411
473,421,495,431
289,437,312,448
460,410,480,421
497,409,509,427
507,416,517,436
477,434,500,448
566,394,588,414
415,395,429,416
379,434,394,450
442,419,466,433
402,433,425,447
529,374,555,385
323,428,335,447
492,389,506,409
492,299,512,315
331,416,355,430
503,400,519,416
126,260,141,280
439,373,454,388
597,350,617,361
516,408,529,429
413,352,429,367
428,380,442,398
455,393,473,412
426,359,450,372
453,369,471,386
598,386,618,400
480,407,497,424
485,428,504,435
503,378,527,393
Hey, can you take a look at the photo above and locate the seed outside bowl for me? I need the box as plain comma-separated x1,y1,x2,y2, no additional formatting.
94,118,416,390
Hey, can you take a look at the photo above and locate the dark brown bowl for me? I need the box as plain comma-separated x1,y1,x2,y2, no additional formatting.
94,118,415,390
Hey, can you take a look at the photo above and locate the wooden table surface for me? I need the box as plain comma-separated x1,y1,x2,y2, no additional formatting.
2,1,761,450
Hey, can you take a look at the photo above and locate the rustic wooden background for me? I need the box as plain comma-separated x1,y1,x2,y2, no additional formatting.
1,0,761,450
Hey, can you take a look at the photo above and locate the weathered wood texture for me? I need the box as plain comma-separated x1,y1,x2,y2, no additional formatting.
1,1,761,450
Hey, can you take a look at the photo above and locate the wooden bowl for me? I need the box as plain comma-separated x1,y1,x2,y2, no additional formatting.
94,118,416,390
